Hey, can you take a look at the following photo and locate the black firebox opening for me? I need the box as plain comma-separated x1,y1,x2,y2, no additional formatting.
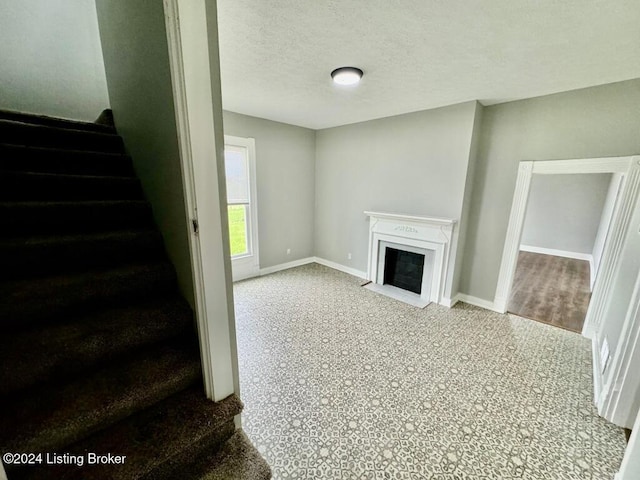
383,247,425,294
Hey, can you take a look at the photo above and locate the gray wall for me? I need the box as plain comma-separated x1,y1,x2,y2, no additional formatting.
314,101,478,277
521,173,611,254
461,79,640,301
223,111,316,268
451,102,484,296
95,0,194,305
0,0,110,121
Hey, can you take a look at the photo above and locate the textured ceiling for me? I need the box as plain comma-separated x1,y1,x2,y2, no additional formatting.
216,0,640,130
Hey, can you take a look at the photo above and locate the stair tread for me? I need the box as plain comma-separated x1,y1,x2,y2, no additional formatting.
0,262,177,328
0,228,161,249
1,170,140,182
0,109,116,134
0,229,164,273
0,338,202,454
0,120,124,154
0,144,134,177
184,430,272,480
0,170,144,201
14,389,242,480
0,119,120,139
0,295,193,395
0,199,153,237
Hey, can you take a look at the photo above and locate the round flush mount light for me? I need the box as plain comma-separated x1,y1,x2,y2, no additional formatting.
331,67,363,86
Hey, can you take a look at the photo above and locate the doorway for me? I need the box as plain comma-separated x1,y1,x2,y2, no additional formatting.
507,172,618,333
493,156,640,340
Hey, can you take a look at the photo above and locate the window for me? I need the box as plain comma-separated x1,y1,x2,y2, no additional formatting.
224,136,259,280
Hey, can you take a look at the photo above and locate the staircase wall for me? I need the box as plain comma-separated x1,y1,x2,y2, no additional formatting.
0,0,110,121
95,0,195,306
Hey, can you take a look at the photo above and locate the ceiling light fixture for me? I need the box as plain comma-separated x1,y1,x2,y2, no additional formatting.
331,67,363,86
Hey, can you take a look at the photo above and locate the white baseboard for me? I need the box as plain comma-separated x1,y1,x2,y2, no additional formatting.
259,257,315,276
313,257,367,279
519,244,593,262
235,256,367,281
441,295,460,308
456,294,504,314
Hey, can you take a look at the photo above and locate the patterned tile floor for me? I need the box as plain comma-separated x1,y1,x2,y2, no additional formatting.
233,264,626,479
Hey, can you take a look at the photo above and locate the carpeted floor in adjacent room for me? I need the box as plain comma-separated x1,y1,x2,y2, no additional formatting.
233,263,627,479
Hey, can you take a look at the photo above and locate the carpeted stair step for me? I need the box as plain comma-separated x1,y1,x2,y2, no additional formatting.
174,430,272,480
1,200,154,236
0,171,144,201
0,337,202,456
0,120,124,153
0,109,116,134
0,296,194,395
0,230,166,279
0,144,134,177
13,388,243,480
0,262,178,329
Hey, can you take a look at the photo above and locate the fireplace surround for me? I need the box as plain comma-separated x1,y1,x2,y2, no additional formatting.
365,211,456,307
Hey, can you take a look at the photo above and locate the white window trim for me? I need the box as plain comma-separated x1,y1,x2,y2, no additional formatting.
224,135,259,281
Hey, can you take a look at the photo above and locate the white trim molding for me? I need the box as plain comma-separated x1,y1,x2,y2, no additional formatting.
598,269,640,428
583,160,640,339
519,245,593,262
164,0,236,401
314,257,367,279
494,161,534,313
494,156,640,338
224,135,260,282
259,257,316,277
457,294,503,313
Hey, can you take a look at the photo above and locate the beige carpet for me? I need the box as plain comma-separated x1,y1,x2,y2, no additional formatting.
234,263,626,479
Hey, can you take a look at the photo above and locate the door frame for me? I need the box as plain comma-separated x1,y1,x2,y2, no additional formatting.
163,0,238,402
493,156,640,340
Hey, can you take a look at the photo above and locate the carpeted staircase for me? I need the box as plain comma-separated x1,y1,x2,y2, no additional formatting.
0,110,271,480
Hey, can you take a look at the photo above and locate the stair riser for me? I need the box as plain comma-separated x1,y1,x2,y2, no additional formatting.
0,145,134,177
1,202,154,236
0,122,124,153
0,264,179,329
0,233,166,280
0,173,144,201
0,300,194,395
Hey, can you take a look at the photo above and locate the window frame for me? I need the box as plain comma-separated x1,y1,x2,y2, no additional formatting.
224,135,259,280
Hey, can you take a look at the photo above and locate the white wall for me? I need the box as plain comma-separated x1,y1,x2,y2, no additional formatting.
0,0,109,121
521,173,611,255
223,111,316,269
314,101,480,299
461,79,640,302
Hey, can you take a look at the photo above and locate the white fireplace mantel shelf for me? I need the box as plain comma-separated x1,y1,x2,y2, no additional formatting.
364,211,457,227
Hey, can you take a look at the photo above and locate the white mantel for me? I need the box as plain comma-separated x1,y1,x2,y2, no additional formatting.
365,211,457,306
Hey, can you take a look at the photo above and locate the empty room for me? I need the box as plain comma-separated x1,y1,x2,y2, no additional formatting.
1,1,640,480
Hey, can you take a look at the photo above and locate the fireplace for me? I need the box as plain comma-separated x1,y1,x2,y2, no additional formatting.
365,211,456,307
